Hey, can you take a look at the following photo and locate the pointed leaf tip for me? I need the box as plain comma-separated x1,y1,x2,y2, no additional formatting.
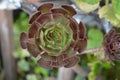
36,13,52,25
29,11,41,24
62,5,77,16
51,8,67,15
37,3,54,13
78,22,86,39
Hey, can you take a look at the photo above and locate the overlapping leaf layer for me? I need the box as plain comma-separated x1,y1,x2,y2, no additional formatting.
103,29,120,62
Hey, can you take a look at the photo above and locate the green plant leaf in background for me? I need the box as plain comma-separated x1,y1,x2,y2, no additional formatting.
88,62,99,80
75,0,99,13
13,11,30,57
14,12,29,31
80,0,100,4
111,0,120,23
88,59,111,80
112,0,120,16
34,66,48,77
98,0,120,27
86,27,111,80
75,75,86,80
87,28,103,49
26,74,37,80
13,49,30,58
18,59,30,71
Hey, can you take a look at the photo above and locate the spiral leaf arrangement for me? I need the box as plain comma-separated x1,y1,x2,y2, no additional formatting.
20,3,87,69
103,29,120,62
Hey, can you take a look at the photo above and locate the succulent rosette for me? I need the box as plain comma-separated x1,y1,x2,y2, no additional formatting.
103,29,120,62
20,3,87,69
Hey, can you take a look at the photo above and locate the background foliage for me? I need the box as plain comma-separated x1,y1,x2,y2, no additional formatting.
75,0,120,27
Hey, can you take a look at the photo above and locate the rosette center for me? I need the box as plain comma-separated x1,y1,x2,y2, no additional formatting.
111,41,120,53
36,17,73,56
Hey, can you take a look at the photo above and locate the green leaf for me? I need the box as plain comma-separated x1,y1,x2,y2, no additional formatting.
75,75,86,80
14,12,29,31
75,0,99,13
34,66,48,77
112,0,120,15
80,0,99,4
100,62,111,69
31,55,41,63
88,62,100,80
13,49,30,58
26,74,37,80
112,0,120,21
87,28,103,49
17,59,30,71
98,5,120,27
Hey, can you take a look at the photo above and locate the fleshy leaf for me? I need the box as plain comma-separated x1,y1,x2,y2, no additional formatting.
28,23,39,38
36,13,52,25
37,58,51,69
78,22,86,39
40,52,52,61
40,52,58,62
29,11,41,24
51,8,67,15
20,32,28,49
69,17,78,40
27,42,40,57
61,5,77,16
37,3,53,13
64,56,79,68
74,39,87,53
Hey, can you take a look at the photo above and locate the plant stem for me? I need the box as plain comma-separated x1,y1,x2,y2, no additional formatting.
79,47,104,55
68,47,104,58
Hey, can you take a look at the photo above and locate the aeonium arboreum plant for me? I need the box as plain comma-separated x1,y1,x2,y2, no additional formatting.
103,29,120,63
20,3,87,69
